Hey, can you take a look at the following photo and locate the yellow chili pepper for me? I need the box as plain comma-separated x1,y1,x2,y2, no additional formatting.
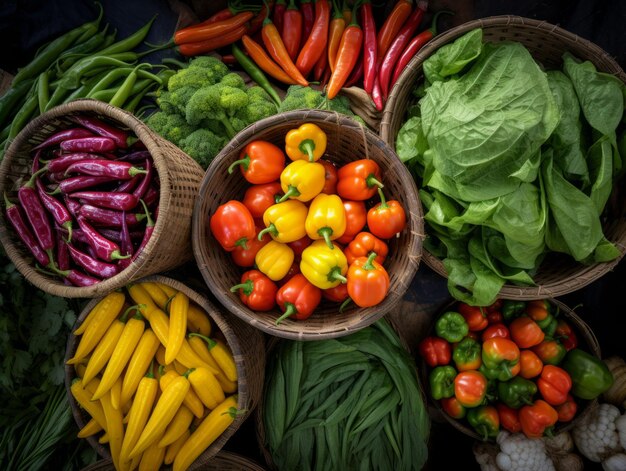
166,291,189,365
257,200,308,243
155,282,177,298
74,362,87,379
127,283,159,320
81,318,125,385
138,440,166,471
285,123,327,162
186,303,212,337
92,310,146,401
156,344,166,365
300,240,349,289
67,291,126,364
305,193,347,249
99,433,109,444
100,391,125,471
139,281,170,310
119,370,159,465
158,405,194,448
73,291,124,335
120,329,160,408
188,367,226,410
206,337,238,383
77,417,102,439
172,395,239,471
164,429,190,465
129,374,190,459
255,240,294,281
160,369,205,419
187,334,237,393
277,160,325,202
110,376,123,411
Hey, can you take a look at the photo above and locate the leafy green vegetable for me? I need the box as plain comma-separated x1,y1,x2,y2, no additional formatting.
423,28,483,84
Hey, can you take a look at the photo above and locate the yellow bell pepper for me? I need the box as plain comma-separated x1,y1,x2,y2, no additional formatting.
255,240,294,281
278,160,325,202
300,240,348,289
305,193,347,249
285,123,327,162
257,200,308,243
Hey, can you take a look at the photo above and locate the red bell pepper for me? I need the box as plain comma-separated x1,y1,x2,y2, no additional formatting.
418,336,451,368
440,396,466,419
366,189,406,239
346,253,389,308
344,231,388,265
454,370,488,408
210,200,256,252
231,226,271,267
335,200,366,244
230,269,278,311
319,159,338,195
275,273,322,323
486,310,504,324
482,323,510,342
322,282,349,303
555,394,577,422
510,316,545,349
227,140,286,184
336,159,384,201
288,236,313,262
532,339,567,366
496,403,522,433
519,349,544,379
242,182,284,220
537,365,572,406
519,400,558,438
554,319,579,351
458,303,488,331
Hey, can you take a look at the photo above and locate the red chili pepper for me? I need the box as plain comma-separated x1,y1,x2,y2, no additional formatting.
18,169,55,258
344,231,388,265
60,136,117,153
347,253,389,308
70,115,131,149
482,323,510,341
64,160,147,180
336,159,384,201
496,403,522,433
78,204,145,227
196,8,234,26
326,6,363,100
275,273,322,323
366,189,406,239
46,152,101,173
390,10,447,89
178,25,249,56
458,303,488,331
377,0,413,57
328,0,346,72
71,191,139,211
54,175,118,194
322,282,349,303
210,200,256,252
132,159,153,200
419,336,451,367
262,12,309,86
272,0,287,35
371,75,384,111
313,42,329,82
4,193,50,267
55,228,70,271
336,200,366,245
33,127,94,151
227,140,286,184
300,0,315,48
242,182,283,220
296,0,330,77
282,0,302,61
67,243,119,278
35,178,73,242
359,0,377,94
132,200,156,262
248,1,274,36
230,269,278,311
231,226,271,267
174,11,254,45
76,216,129,262
343,53,363,88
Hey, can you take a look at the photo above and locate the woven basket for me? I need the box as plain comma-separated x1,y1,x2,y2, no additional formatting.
421,298,601,441
380,16,626,299
0,99,205,298
192,109,423,340
64,275,266,467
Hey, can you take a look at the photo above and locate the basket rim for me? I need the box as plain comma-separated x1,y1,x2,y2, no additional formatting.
192,109,424,340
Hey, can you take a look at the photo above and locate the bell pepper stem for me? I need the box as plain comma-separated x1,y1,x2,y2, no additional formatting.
275,302,297,325
318,227,335,249
299,139,316,161
227,154,251,174
257,224,277,241
367,174,384,190
328,266,347,284
339,297,352,313
234,237,249,250
230,279,254,296
277,186,300,203
377,187,388,208
362,252,377,270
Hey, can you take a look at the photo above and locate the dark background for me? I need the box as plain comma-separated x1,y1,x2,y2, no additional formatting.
1,1,625,469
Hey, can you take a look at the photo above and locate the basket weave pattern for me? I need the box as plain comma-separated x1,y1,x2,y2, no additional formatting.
193,109,424,340
0,99,205,298
64,275,266,467
380,16,626,299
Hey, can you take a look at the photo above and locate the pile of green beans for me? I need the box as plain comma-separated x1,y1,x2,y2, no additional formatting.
0,3,175,158
262,319,431,471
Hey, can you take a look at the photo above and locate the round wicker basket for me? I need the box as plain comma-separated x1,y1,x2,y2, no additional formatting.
380,16,626,300
0,99,205,298
64,275,266,467
421,298,601,441
192,109,424,340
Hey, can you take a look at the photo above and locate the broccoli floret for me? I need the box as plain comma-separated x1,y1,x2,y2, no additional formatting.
279,85,365,125
167,66,223,93
146,110,168,134
155,90,178,115
185,85,249,137
235,94,277,126
166,85,201,115
188,55,229,76
178,128,227,169
199,118,227,136
220,72,247,90
147,111,196,145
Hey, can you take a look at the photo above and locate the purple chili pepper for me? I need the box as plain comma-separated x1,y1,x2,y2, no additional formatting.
70,115,130,149
64,160,147,180
32,149,42,174
132,200,155,262
66,243,119,278
132,159,152,201
54,175,118,194
115,175,140,193
116,150,151,163
32,127,94,151
76,216,130,261
17,169,55,258
4,193,50,267
35,178,73,241
63,268,101,286
143,186,159,208
72,191,138,211
79,204,146,226
98,227,144,243
47,152,102,173
117,210,134,270
63,195,82,218
60,136,117,153
55,228,70,271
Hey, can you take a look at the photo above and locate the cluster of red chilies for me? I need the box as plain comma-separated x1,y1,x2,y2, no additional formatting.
4,115,159,286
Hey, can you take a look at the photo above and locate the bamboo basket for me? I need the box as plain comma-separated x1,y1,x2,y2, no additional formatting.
65,275,266,468
420,298,601,441
0,99,205,298
380,16,626,299
192,109,424,340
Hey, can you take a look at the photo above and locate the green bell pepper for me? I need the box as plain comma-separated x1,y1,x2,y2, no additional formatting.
502,300,526,321
435,311,469,343
497,376,537,409
561,348,614,400
480,337,520,382
536,314,558,338
429,365,457,400
467,405,500,440
453,337,482,371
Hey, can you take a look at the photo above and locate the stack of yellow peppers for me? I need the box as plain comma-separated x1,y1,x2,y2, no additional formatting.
67,284,239,471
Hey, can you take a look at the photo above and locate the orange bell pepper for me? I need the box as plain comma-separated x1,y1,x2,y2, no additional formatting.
537,365,572,406
346,253,389,308
519,349,544,379
509,316,545,349
454,370,488,408
519,399,558,438
344,232,388,265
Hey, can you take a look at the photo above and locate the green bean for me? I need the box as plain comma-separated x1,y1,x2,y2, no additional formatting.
37,70,50,114
383,418,401,459
0,78,36,129
97,15,157,56
8,94,39,141
55,23,111,74
11,3,103,86
60,53,138,89
282,340,302,429
232,43,281,106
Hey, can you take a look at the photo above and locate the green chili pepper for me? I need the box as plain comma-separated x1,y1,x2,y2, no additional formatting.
497,376,537,409
452,337,482,371
429,365,457,400
109,63,151,108
467,405,500,440
538,315,558,338
502,300,526,321
97,15,157,56
86,66,134,98
435,311,469,343
8,93,39,141
61,53,139,88
0,78,36,129
125,80,160,113
561,348,614,399
232,43,281,106
36,70,50,114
